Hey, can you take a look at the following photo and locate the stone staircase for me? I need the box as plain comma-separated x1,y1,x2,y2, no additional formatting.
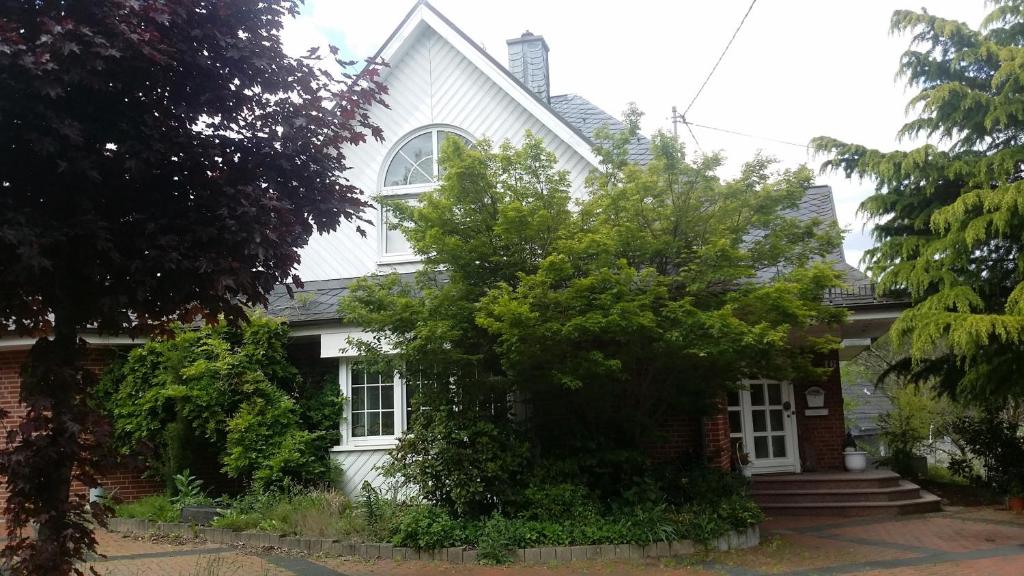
751,470,942,517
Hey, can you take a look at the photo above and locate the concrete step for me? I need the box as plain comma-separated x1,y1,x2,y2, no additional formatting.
752,470,902,492
753,480,922,504
758,491,942,517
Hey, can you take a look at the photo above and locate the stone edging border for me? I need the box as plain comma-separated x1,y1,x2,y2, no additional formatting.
107,517,759,564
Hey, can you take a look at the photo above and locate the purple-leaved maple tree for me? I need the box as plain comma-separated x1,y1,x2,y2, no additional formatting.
0,1,387,573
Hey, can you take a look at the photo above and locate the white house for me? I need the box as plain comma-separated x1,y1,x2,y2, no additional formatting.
264,0,916,511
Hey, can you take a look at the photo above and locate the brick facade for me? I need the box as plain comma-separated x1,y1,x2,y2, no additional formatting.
649,351,847,473
645,409,732,471
792,350,846,471
0,348,161,509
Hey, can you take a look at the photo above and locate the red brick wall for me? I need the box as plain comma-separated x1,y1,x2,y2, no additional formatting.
0,348,161,508
645,408,732,471
793,350,846,471
645,414,702,463
702,405,732,471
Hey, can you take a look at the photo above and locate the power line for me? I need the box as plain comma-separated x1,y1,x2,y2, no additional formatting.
682,0,759,118
684,121,705,154
686,120,810,150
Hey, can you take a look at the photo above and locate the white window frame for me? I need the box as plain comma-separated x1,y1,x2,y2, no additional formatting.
336,358,413,451
377,125,474,264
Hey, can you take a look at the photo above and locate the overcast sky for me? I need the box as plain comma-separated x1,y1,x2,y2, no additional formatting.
283,0,990,270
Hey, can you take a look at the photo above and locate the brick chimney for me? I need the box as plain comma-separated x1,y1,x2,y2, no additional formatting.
506,31,550,103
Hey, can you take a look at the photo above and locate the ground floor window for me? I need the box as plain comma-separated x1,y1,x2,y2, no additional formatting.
340,360,419,447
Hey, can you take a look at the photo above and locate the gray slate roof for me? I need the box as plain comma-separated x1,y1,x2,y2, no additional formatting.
266,278,354,323
549,94,654,165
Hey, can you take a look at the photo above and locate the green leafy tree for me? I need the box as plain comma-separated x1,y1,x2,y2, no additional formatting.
100,315,342,491
342,129,843,515
814,0,1024,402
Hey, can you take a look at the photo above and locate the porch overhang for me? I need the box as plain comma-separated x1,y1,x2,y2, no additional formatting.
836,303,907,360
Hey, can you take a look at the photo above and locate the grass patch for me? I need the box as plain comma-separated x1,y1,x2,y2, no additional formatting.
114,494,179,523
213,488,365,539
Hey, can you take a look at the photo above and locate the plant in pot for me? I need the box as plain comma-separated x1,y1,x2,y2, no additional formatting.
733,441,752,477
843,432,868,472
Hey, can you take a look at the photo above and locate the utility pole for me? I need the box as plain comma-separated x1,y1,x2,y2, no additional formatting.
671,105,682,138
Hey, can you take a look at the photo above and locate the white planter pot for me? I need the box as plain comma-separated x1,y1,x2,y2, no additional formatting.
843,451,868,472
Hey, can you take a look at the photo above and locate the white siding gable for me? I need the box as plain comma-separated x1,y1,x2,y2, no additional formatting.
296,21,597,282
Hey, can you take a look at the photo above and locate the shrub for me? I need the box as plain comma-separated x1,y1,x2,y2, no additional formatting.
100,316,343,491
390,504,466,550
948,413,1024,495
476,514,518,565
114,495,178,523
518,482,598,522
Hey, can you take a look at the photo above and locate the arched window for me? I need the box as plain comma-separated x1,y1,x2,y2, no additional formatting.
380,127,472,260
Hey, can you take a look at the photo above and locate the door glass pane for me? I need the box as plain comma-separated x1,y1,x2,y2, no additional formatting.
767,383,782,405
367,412,381,436
381,384,394,410
381,411,395,435
754,436,769,459
770,409,784,431
750,384,765,406
728,411,742,434
752,410,766,432
771,435,787,458
727,390,740,407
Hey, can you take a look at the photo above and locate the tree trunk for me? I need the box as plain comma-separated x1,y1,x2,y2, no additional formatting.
31,312,79,575
2,302,100,575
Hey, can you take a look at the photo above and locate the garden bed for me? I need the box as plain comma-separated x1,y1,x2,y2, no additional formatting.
106,517,760,564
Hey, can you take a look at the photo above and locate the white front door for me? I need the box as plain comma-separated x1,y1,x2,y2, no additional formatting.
727,380,800,474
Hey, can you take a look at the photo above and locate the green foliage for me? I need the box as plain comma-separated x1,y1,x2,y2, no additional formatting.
170,470,213,508
390,504,466,550
947,412,1024,495
814,0,1024,403
113,495,179,523
475,514,518,565
877,386,943,476
343,129,844,515
99,315,343,490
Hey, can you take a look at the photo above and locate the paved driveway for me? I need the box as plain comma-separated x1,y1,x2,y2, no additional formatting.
86,508,1024,575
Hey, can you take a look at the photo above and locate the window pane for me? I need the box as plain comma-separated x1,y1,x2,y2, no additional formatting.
367,385,381,410
351,366,364,385
771,435,787,458
352,386,365,411
727,390,740,407
352,412,366,438
767,383,782,406
754,436,769,459
750,384,765,406
752,410,766,433
367,412,381,436
381,384,394,410
728,411,742,434
770,409,784,432
382,411,395,435
385,132,434,186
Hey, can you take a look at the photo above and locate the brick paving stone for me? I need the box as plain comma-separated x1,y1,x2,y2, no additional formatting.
827,515,1024,553
89,508,1024,576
